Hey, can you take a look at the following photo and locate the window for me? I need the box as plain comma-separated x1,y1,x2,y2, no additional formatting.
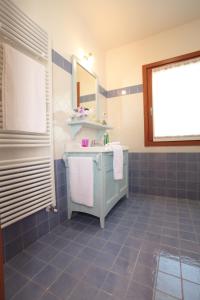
143,51,200,146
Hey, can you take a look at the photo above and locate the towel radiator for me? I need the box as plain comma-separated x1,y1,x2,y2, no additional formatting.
0,0,55,228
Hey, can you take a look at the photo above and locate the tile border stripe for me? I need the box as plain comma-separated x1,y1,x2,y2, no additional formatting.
52,49,143,98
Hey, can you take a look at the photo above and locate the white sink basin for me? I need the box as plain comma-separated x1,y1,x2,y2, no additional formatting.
65,145,128,153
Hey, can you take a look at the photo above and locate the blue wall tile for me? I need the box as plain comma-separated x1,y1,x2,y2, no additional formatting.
129,153,200,201
3,159,68,262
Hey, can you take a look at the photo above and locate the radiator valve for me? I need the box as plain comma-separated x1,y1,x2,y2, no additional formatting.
46,205,58,213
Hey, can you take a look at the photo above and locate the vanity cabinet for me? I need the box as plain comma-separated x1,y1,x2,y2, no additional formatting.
63,149,128,228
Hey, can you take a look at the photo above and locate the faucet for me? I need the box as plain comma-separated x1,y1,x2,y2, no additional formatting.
90,139,96,147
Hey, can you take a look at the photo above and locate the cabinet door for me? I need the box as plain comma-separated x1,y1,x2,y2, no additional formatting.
105,169,119,204
104,154,119,207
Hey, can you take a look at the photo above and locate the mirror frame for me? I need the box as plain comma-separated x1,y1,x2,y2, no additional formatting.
72,55,99,119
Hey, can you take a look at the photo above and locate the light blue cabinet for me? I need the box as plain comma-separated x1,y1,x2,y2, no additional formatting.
63,150,128,228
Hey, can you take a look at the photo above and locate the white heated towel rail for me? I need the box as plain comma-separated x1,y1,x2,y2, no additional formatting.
0,0,55,228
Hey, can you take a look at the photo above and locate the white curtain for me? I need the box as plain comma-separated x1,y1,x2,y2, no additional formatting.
152,57,200,140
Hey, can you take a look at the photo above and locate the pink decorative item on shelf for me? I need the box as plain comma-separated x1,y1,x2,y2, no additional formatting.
81,138,89,147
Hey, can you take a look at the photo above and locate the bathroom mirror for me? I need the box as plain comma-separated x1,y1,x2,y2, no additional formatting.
72,55,99,119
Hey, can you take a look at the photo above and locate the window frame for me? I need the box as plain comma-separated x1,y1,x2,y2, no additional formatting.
142,50,200,147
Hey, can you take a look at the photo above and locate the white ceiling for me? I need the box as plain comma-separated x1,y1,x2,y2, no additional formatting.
70,0,200,50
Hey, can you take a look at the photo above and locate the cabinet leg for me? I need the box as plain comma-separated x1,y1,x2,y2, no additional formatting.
68,209,72,220
100,217,105,229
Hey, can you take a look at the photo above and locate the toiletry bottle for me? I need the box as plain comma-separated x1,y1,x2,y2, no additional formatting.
104,133,109,145
106,133,109,144
103,133,107,145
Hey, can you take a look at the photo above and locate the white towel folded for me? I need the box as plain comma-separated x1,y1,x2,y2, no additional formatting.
110,145,123,180
2,43,46,133
68,157,94,207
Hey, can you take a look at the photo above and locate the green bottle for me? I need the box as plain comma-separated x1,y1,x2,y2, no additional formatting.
104,132,109,145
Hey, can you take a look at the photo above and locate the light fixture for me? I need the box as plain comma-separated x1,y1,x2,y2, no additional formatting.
121,89,127,95
78,50,94,70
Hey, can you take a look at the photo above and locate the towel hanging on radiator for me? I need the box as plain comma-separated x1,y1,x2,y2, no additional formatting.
2,43,46,133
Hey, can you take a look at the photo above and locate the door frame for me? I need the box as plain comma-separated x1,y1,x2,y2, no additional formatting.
0,227,5,300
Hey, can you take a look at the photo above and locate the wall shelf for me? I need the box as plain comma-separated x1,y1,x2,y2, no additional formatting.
68,120,112,139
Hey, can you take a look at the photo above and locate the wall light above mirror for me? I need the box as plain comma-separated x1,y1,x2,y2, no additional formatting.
72,55,99,121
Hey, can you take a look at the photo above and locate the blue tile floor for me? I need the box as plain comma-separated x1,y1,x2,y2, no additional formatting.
4,193,200,300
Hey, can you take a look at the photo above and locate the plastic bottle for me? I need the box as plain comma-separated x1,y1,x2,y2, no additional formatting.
104,132,109,145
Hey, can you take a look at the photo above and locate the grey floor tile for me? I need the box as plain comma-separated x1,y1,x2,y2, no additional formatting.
87,237,106,250
51,224,67,235
65,257,90,279
95,229,113,240
4,264,18,282
126,281,153,300
95,290,115,300
60,228,80,240
102,241,121,256
180,240,200,253
38,232,58,245
125,236,143,250
102,271,130,297
109,231,128,244
5,193,200,300
62,240,83,256
83,224,100,235
5,271,28,300
118,246,139,262
19,257,46,279
111,257,135,277
84,265,108,288
40,292,59,300
32,264,61,288
24,241,46,256
141,240,160,254
138,251,159,269
104,221,118,231
132,263,156,289
183,279,200,300
51,237,71,250
12,281,44,300
74,232,93,244
93,251,116,270
49,272,77,300
8,252,32,270
161,236,179,248
37,245,58,262
162,228,178,238
49,252,73,270
78,247,100,262
68,280,98,300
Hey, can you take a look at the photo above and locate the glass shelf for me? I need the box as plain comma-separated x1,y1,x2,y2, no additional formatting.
68,120,112,139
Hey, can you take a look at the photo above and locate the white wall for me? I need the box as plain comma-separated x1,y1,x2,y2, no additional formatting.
106,19,200,152
14,0,107,159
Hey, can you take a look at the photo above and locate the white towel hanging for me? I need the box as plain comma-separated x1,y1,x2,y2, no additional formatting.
68,157,94,207
2,43,46,133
